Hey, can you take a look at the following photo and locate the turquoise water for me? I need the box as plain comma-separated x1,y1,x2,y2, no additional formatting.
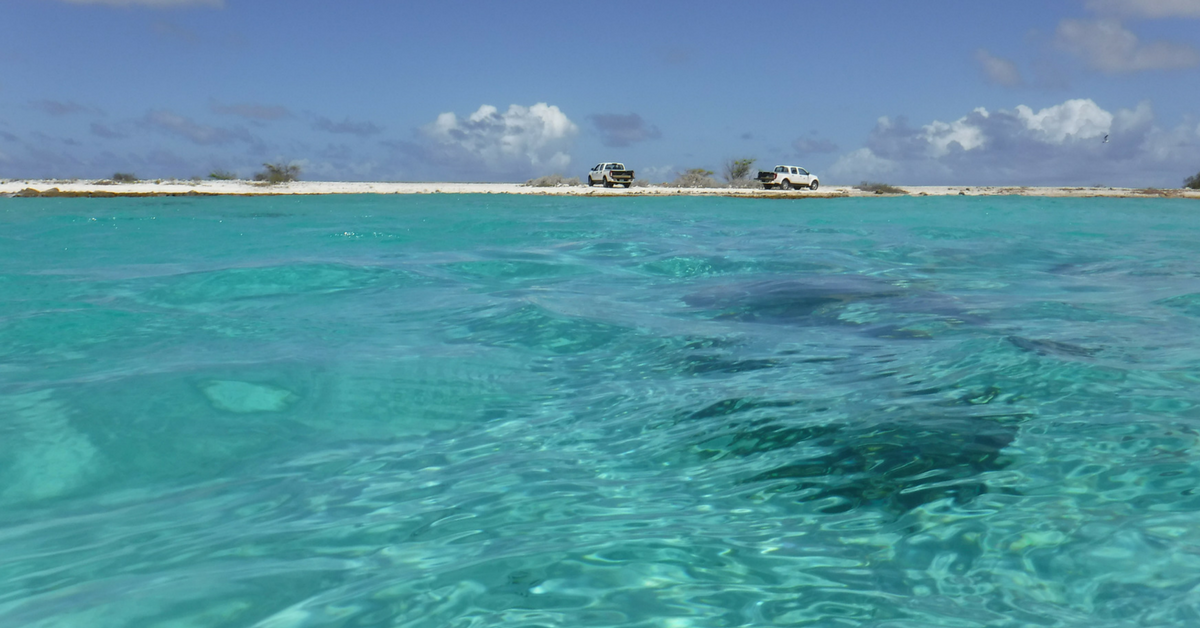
2,195,1200,627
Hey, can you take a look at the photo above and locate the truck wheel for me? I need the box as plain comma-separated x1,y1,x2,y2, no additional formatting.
809,180,819,191
779,180,792,190
604,180,613,188
587,177,595,186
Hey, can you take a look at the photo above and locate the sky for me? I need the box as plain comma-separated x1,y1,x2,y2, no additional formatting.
2,0,1199,186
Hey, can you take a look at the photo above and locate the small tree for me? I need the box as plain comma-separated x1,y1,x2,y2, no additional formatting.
254,162,300,184
209,170,237,180
1186,171,1200,190
722,158,756,183
112,172,137,183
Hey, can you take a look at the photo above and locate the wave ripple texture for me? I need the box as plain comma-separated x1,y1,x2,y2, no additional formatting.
3,195,1200,627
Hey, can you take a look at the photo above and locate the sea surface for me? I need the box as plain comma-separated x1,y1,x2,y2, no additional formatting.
2,194,1200,627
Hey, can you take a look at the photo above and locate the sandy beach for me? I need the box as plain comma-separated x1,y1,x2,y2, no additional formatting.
2,179,1198,199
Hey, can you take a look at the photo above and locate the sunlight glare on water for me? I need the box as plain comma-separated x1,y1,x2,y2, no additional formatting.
2,194,1200,627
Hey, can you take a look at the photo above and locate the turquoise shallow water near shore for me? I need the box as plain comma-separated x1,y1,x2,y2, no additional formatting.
2,195,1200,627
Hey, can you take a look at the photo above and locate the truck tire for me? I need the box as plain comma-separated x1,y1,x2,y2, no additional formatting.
587,177,596,186
809,180,819,191
604,180,613,188
780,179,792,190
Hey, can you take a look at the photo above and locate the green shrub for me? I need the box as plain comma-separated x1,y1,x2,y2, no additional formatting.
209,170,237,181
112,172,137,183
671,168,720,188
254,162,300,184
1185,171,1200,190
855,181,907,194
525,173,581,187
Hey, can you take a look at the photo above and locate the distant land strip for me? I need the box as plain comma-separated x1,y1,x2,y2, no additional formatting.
2,181,1198,199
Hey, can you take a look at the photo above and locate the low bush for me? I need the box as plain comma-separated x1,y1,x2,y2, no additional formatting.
855,181,907,194
254,162,300,184
112,172,137,183
670,168,720,188
1185,171,1200,190
525,174,581,187
209,170,237,181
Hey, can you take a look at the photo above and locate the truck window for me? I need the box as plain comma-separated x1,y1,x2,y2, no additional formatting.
799,168,809,175
775,166,786,173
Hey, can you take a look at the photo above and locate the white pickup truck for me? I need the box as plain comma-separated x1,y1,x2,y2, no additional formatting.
587,162,635,188
757,165,819,190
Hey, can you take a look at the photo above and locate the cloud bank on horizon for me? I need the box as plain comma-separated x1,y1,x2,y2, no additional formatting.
827,99,1200,186
2,1,1199,185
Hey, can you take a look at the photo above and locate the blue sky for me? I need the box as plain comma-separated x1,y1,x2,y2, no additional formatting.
2,0,1199,185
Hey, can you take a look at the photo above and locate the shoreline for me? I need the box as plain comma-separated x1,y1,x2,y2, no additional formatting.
2,180,1198,199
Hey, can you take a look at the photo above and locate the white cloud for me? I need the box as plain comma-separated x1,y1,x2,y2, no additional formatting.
975,49,1023,87
1056,19,1200,72
827,98,1200,187
416,103,578,178
1014,99,1113,142
1085,0,1200,18
57,0,223,7
922,108,990,156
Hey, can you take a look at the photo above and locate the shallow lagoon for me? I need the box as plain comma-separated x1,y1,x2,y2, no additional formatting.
2,195,1200,627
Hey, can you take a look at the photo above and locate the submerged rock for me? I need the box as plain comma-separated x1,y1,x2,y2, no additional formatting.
1007,336,1097,358
201,380,298,413
684,278,904,323
743,419,1015,515
0,390,104,503
682,395,1018,516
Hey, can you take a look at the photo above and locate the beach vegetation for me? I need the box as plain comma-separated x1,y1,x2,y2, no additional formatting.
1186,171,1200,189
525,173,581,187
855,181,907,194
670,168,720,188
722,158,756,183
112,172,137,183
254,162,301,184
209,170,237,181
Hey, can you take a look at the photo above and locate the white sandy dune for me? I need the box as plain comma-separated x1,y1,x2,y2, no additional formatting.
2,179,1198,199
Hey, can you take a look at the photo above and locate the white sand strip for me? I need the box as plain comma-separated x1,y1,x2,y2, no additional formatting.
1,180,1198,199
